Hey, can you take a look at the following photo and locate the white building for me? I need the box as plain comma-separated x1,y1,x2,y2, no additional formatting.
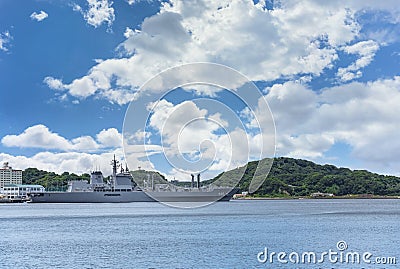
1,184,45,200
0,162,22,188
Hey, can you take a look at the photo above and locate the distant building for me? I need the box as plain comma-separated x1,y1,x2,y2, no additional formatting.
0,162,22,188
310,192,334,198
1,184,45,200
233,192,248,199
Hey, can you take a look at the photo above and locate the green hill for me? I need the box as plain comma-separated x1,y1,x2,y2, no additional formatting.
22,168,90,191
21,157,400,197
130,169,167,186
209,157,400,197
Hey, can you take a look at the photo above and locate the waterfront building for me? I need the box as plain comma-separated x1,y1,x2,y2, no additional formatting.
1,184,45,200
0,162,22,188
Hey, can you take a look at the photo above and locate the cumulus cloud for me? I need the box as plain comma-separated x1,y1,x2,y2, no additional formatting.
7,74,400,175
44,74,136,104
0,31,12,52
44,61,137,104
74,0,115,28
261,77,400,173
142,99,259,177
2,125,72,151
0,125,156,174
1,125,122,152
30,11,48,22
0,151,119,175
147,100,216,162
0,125,161,175
46,0,389,104
36,0,400,176
146,99,235,159
96,128,122,147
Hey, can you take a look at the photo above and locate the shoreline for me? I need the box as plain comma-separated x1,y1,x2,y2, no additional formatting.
233,194,400,200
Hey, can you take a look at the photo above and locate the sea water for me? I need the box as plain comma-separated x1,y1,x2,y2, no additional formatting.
0,199,399,268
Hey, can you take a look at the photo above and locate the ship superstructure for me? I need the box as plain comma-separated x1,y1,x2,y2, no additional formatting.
28,156,237,204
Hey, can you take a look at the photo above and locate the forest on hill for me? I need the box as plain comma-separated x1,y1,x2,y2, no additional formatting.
22,157,400,196
22,168,89,191
210,157,400,197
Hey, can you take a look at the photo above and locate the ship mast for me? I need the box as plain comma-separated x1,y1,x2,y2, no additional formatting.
111,155,119,190
112,155,118,175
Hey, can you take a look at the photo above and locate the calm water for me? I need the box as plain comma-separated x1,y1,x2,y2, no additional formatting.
0,199,399,269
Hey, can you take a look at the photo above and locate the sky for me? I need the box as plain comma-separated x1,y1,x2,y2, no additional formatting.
0,0,400,180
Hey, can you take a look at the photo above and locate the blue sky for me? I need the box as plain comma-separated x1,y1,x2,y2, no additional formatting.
0,0,400,179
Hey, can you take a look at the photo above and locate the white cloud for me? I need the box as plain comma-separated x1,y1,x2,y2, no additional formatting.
68,76,98,97
261,77,400,173
6,73,400,175
337,40,379,81
278,134,335,159
264,81,317,133
0,124,161,175
2,125,72,151
146,99,222,170
47,0,387,104
142,99,261,176
30,11,48,22
74,0,115,28
126,0,142,5
71,136,99,151
44,77,64,90
44,58,138,104
72,4,83,13
0,124,157,174
96,128,122,147
35,0,400,176
0,151,123,175
147,100,213,150
123,27,134,38
45,75,122,102
0,31,12,52
1,125,123,152
181,85,223,97
99,88,137,105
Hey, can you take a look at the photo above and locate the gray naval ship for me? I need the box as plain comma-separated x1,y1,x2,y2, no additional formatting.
28,156,237,203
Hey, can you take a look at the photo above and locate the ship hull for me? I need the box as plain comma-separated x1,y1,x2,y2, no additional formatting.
29,191,154,203
28,188,237,203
